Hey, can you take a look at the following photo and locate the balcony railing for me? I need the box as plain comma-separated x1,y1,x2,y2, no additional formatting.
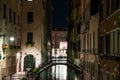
100,54,120,62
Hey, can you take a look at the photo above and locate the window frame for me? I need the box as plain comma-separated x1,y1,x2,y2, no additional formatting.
27,12,33,24
27,32,33,43
26,0,35,2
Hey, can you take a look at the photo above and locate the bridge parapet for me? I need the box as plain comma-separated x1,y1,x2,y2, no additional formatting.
27,59,84,80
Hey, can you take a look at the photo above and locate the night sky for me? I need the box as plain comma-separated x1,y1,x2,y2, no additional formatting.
51,0,69,27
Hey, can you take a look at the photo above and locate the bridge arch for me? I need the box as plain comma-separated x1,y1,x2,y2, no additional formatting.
37,60,82,74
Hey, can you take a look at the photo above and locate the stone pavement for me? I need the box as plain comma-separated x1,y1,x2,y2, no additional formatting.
4,72,26,80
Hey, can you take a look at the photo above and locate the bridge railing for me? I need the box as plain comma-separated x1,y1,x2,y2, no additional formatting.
26,59,84,79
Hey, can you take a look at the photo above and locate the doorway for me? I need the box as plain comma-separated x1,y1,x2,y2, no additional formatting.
24,54,35,71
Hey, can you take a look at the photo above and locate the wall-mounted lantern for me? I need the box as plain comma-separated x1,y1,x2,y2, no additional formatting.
10,37,15,42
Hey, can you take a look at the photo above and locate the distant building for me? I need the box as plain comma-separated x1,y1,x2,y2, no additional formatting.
52,27,68,57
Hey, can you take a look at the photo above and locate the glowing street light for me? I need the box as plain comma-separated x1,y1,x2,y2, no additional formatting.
10,37,15,42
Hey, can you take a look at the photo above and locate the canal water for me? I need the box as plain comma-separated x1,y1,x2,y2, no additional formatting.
39,58,81,80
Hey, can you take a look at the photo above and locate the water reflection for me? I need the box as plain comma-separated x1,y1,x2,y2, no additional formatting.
40,58,81,80
52,65,67,80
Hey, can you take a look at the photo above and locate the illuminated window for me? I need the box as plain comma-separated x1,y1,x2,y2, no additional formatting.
27,0,34,1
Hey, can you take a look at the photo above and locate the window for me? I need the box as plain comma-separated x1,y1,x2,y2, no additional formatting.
114,30,118,55
99,35,103,53
27,12,33,24
111,30,119,55
78,40,81,52
3,4,6,18
87,34,89,52
74,43,76,53
9,8,12,22
111,0,120,13
26,0,34,1
13,12,16,24
113,31,115,54
87,61,88,73
118,30,120,55
83,35,86,52
42,0,45,9
100,3,103,21
90,34,91,53
90,0,99,16
93,32,95,53
18,16,19,25
106,73,110,80
77,22,80,34
111,0,116,13
106,0,110,17
27,32,33,43
116,0,120,10
105,33,110,54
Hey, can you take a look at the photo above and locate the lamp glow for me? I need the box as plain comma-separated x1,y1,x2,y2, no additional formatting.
10,37,15,41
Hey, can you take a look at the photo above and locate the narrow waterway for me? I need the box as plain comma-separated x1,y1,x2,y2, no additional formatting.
39,58,81,80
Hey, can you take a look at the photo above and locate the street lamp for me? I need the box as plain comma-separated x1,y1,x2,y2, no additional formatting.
10,37,15,42
9,36,15,45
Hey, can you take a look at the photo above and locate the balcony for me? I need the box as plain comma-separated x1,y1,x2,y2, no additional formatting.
100,54,120,62
9,45,21,49
25,42,35,47
81,22,89,34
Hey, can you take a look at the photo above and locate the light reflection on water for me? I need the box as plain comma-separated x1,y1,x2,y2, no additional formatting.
40,58,81,80
52,65,67,80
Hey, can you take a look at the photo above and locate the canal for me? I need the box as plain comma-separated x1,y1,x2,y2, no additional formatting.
38,58,81,80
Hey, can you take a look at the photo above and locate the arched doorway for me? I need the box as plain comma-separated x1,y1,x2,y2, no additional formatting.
24,54,35,71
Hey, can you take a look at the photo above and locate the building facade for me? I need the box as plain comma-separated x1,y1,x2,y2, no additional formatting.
0,0,21,79
0,0,52,79
68,0,120,80
67,0,81,63
80,0,100,80
52,27,67,58
20,0,52,71
99,0,120,80
68,0,110,80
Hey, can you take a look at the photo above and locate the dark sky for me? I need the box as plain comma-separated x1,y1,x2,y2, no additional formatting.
51,0,69,27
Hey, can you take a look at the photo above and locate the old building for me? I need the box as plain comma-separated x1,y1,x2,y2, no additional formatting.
67,0,81,62
0,0,21,79
20,0,52,71
68,0,100,80
0,0,52,79
99,0,120,80
80,0,100,80
52,27,67,58
68,0,120,80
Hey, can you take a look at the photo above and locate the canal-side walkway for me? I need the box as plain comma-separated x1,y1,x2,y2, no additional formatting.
4,72,25,80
